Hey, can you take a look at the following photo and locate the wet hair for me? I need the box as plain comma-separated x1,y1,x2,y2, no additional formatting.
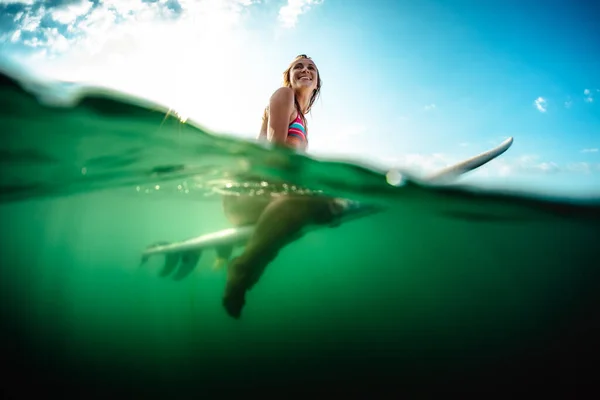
282,54,322,126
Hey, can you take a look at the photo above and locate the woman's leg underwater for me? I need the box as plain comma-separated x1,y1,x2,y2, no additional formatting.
221,194,271,227
223,195,342,319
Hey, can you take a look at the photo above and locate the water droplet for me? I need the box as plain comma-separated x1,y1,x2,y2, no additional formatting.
386,170,405,186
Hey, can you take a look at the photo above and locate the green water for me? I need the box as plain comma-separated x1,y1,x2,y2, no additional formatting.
1,65,599,396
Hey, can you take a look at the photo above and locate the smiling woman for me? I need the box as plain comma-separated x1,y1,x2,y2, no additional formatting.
221,54,346,319
257,55,322,149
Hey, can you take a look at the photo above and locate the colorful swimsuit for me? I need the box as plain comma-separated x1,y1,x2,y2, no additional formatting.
287,113,307,144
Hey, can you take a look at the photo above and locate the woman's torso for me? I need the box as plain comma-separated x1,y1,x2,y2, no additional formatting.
222,104,309,226
259,107,308,150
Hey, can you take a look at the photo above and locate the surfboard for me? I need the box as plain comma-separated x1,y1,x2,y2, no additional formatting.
426,137,513,183
141,227,255,280
141,137,514,279
140,200,383,279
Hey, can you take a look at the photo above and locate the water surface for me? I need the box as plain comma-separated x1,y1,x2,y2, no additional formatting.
1,65,598,397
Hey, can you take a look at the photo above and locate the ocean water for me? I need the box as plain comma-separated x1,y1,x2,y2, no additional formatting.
1,64,599,397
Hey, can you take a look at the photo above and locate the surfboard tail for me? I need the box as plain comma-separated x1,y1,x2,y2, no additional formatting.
140,241,170,265
141,242,204,280
170,249,202,280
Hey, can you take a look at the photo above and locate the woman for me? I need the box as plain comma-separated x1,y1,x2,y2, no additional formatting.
221,54,345,319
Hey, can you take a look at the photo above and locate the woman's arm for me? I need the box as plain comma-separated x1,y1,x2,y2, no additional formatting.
267,87,302,148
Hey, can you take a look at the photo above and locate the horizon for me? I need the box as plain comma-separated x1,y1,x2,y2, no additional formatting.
1,0,599,197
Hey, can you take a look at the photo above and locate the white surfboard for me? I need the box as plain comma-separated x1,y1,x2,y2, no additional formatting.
141,199,382,280
141,227,255,280
425,137,513,183
141,137,514,279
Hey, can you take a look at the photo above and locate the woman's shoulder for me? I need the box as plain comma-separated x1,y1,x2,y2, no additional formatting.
273,86,294,95
266,87,297,120
269,86,295,103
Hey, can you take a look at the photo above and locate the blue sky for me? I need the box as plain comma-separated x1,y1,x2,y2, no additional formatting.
1,0,599,197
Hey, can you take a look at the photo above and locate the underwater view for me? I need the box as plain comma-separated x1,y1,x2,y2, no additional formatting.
1,63,599,397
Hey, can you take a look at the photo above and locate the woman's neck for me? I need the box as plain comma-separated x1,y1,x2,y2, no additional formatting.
294,90,311,114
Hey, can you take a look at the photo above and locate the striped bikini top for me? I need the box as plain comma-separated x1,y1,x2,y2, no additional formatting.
287,113,307,144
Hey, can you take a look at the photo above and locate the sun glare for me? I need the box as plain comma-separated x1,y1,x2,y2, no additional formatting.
19,0,274,138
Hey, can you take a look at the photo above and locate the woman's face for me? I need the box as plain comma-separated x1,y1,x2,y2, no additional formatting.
289,57,318,92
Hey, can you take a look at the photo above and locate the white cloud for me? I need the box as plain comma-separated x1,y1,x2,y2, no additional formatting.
51,0,94,25
379,149,600,184
10,30,21,42
581,148,599,153
0,0,36,4
565,162,594,174
424,103,436,111
278,0,323,29
534,97,547,112
584,88,594,103
536,161,560,173
39,27,70,52
382,152,453,176
565,99,572,108
4,1,261,57
15,6,43,31
2,0,278,135
500,154,561,175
